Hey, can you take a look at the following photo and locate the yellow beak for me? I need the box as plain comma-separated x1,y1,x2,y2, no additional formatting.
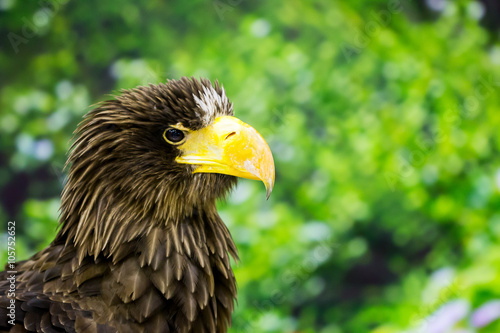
175,116,275,198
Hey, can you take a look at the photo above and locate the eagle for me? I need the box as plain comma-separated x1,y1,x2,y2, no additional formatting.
0,77,275,333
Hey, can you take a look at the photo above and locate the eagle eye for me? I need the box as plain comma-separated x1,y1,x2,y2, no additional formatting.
164,128,186,145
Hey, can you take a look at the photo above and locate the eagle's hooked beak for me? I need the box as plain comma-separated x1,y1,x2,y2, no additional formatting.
174,116,275,198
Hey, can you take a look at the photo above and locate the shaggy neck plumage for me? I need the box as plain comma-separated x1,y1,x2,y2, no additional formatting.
52,157,239,332
56,176,224,261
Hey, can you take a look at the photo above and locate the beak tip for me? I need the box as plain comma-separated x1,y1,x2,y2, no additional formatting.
265,183,273,200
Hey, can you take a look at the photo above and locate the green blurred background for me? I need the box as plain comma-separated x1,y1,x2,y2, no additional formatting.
2,0,500,332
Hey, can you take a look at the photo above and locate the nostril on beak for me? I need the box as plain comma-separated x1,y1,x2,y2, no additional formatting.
224,132,236,140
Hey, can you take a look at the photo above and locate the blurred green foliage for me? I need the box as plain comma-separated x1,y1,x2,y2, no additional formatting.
2,0,500,332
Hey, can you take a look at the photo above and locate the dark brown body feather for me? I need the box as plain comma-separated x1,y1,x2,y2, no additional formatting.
0,78,240,332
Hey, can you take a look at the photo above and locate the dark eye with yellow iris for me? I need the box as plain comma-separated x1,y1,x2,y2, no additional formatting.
164,128,185,144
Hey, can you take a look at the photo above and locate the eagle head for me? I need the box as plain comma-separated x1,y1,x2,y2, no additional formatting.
59,77,274,255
